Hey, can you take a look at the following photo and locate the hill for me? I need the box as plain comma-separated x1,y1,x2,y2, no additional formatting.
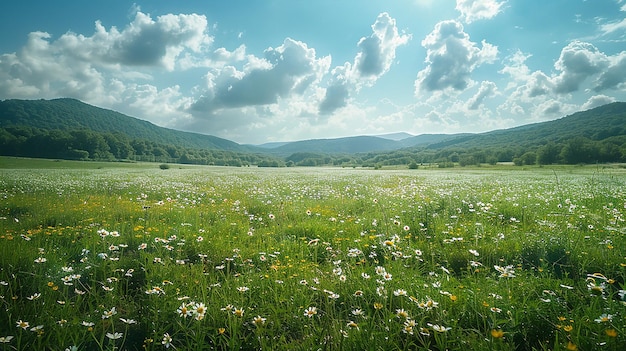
0,98,252,152
424,102,626,150
1,98,625,166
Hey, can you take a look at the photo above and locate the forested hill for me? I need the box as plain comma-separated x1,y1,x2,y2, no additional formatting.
426,102,626,150
0,98,248,151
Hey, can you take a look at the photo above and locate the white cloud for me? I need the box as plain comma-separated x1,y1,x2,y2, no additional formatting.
455,0,506,23
353,12,410,84
581,94,616,110
318,12,409,115
553,41,609,94
600,17,626,35
415,20,498,93
467,80,498,109
190,38,331,113
0,11,216,102
501,42,626,99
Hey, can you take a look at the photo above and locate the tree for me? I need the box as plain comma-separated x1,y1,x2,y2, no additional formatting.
537,142,561,165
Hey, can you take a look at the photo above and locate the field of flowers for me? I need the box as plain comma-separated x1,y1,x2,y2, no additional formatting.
1,159,625,350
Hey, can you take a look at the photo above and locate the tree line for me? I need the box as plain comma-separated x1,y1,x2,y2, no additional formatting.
2,126,625,168
0,126,277,166
279,135,626,168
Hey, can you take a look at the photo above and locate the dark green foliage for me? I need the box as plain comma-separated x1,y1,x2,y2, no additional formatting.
1,98,626,167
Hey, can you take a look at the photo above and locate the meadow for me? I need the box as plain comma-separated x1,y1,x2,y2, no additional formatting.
1,158,625,350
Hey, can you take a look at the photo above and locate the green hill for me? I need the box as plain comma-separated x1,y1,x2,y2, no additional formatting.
0,98,250,151
426,102,626,149
1,98,625,167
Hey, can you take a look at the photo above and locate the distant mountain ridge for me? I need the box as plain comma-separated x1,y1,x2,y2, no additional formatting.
1,98,626,162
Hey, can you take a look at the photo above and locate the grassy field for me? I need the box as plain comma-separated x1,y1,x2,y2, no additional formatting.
1,158,625,350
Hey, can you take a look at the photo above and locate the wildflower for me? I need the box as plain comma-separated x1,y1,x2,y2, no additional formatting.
106,332,123,340
233,307,244,317
494,265,516,278
418,298,439,310
237,286,250,293
606,329,618,337
102,307,117,319
194,303,207,320
403,319,416,335
16,320,29,330
346,320,359,330
563,325,573,332
469,249,480,256
566,341,577,350
162,333,173,348
177,303,192,318
0,336,14,343
490,307,502,313
304,307,317,318
29,325,44,333
587,279,606,294
383,272,393,281
361,273,371,279
34,257,47,263
353,290,364,297
252,315,266,326
428,323,451,332
491,329,504,338
120,318,137,324
81,321,95,327
594,314,613,323
393,289,407,296
27,293,41,300
352,309,365,317
396,309,409,319
218,328,226,335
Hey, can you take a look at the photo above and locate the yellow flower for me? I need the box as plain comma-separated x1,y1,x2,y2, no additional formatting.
373,302,383,310
563,325,573,332
218,328,226,335
606,329,618,337
566,341,577,351
491,329,504,338
449,295,458,302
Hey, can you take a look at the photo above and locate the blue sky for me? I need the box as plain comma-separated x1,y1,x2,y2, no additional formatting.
1,0,626,144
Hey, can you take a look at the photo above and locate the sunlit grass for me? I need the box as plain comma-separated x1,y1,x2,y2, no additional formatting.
1,160,625,350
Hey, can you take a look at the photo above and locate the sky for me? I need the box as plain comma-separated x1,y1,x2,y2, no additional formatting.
1,0,626,144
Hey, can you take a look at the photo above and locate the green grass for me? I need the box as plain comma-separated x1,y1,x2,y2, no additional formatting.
1,158,625,350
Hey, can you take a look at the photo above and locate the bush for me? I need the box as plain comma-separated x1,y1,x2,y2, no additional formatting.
159,163,170,170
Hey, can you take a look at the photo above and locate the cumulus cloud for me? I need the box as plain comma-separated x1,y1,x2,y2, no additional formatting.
97,12,212,69
581,94,616,110
467,80,498,109
318,63,351,115
354,12,410,82
456,0,506,23
0,11,218,102
318,12,409,115
191,38,330,114
501,42,626,100
415,20,498,93
552,41,626,94
553,41,609,94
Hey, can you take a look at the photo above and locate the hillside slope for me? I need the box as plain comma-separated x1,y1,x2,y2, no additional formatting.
425,102,626,150
0,98,253,151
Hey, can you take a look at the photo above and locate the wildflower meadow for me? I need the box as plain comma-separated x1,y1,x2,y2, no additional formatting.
1,159,626,350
